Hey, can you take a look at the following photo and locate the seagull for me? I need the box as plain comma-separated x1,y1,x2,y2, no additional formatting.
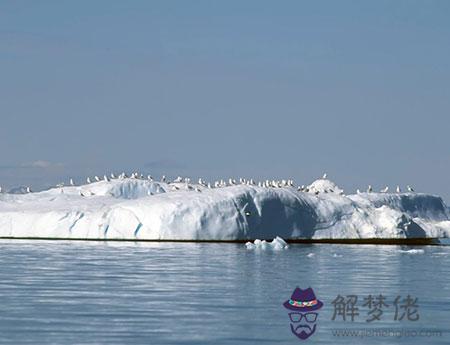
0,186,2,193
69,178,75,186
80,191,85,197
407,185,415,192
147,175,153,181
195,187,202,192
357,189,361,194
87,177,91,184
94,175,100,182
26,186,32,193
380,186,389,193
161,175,166,183
367,185,373,193
110,173,116,179
396,185,401,193
103,175,109,182
322,173,327,179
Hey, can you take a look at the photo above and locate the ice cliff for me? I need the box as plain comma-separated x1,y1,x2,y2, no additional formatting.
0,178,448,240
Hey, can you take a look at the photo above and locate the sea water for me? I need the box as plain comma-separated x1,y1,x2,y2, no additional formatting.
0,240,448,344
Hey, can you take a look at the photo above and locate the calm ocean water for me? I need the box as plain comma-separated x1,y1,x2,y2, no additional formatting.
0,240,448,345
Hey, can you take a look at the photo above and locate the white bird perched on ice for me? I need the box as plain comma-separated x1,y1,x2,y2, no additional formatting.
380,186,389,193
94,175,100,182
87,177,91,184
367,185,373,193
103,175,109,182
357,189,361,194
0,186,2,193
161,175,166,183
147,175,153,181
26,186,32,193
69,178,75,186
322,173,327,179
110,173,116,179
396,185,401,193
407,185,414,192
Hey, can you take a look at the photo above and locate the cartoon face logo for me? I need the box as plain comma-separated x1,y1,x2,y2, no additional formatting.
283,287,323,340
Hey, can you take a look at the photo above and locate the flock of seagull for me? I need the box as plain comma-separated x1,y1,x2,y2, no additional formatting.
0,172,415,196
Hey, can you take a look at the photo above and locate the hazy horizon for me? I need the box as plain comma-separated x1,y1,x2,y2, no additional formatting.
1,1,449,201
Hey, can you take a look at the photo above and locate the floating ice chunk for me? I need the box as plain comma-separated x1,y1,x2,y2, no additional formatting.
400,249,425,254
245,236,288,250
245,242,256,250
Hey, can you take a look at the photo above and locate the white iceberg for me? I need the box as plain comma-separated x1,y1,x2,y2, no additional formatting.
245,236,288,250
0,178,449,240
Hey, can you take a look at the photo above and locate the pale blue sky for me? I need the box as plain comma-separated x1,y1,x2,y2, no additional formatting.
0,1,449,200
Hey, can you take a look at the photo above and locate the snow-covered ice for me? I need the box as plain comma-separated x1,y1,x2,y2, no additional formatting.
0,177,449,240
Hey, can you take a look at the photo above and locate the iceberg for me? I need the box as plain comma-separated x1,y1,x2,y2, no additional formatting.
245,236,289,250
0,177,449,241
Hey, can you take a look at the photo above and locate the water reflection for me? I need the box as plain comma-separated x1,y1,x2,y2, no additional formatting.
0,240,448,344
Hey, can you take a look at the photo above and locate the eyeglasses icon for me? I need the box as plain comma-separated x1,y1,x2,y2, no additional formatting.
289,312,318,323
